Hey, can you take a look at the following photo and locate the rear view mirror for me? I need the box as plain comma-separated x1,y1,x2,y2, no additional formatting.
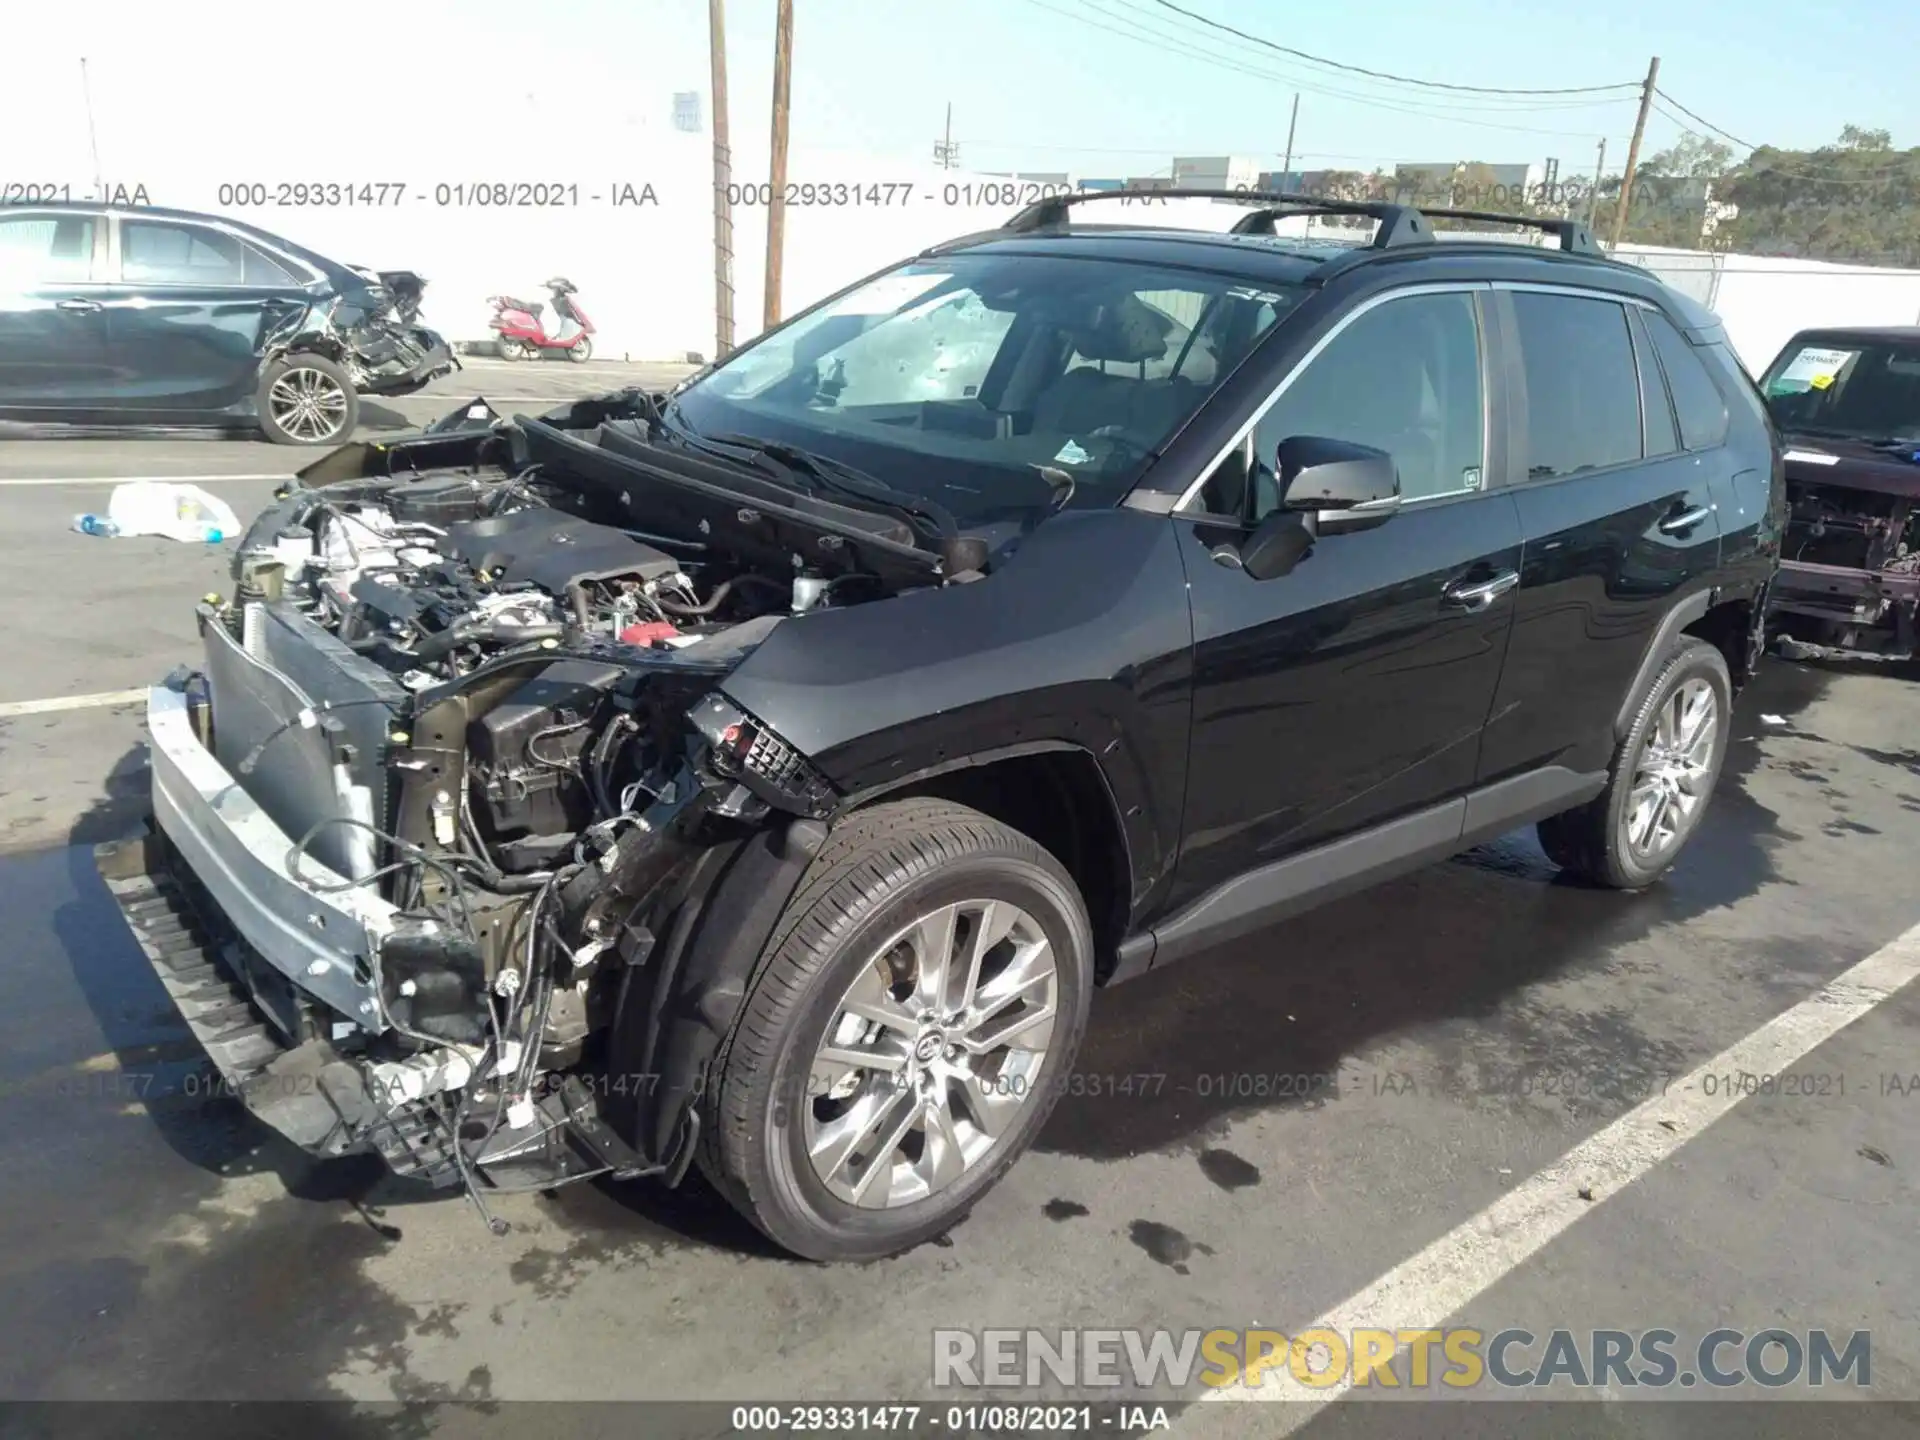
1280,435,1400,535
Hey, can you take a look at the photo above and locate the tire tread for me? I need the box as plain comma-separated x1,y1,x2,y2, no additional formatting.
695,798,1086,1257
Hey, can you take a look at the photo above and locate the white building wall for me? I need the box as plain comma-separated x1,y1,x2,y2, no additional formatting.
1708,255,1920,374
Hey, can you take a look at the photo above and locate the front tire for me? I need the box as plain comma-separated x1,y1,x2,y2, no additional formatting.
256,354,358,446
698,798,1094,1262
566,336,594,363
1537,636,1732,889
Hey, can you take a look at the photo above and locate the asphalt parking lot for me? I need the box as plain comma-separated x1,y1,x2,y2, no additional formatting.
0,372,1916,1435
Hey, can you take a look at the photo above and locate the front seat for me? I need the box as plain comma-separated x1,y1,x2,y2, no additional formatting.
1032,292,1176,438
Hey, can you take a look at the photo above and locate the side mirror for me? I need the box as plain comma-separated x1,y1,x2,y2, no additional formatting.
1236,510,1316,581
1279,435,1400,535
1212,435,1403,582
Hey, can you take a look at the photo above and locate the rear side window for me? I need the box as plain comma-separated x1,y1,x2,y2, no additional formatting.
121,220,244,285
0,214,95,283
242,243,302,286
1644,309,1730,450
1631,311,1680,458
1510,292,1642,479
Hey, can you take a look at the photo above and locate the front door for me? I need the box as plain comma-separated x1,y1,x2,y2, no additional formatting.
1169,286,1524,912
0,209,114,411
100,215,293,413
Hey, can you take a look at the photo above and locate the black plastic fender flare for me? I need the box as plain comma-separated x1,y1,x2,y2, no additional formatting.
606,816,828,1174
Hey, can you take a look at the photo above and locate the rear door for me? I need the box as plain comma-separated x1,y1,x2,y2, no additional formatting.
1478,286,1723,785
1169,284,1526,912
1641,307,1779,607
101,215,311,412
0,209,114,410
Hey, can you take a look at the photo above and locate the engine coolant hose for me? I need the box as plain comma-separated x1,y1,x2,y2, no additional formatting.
410,618,566,663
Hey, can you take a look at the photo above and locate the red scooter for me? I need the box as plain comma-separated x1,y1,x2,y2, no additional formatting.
488,277,595,362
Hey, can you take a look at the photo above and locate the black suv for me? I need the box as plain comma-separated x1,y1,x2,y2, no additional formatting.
98,189,1782,1262
0,202,455,444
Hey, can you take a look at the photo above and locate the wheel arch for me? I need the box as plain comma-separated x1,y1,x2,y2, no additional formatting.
1683,585,1768,690
840,742,1136,984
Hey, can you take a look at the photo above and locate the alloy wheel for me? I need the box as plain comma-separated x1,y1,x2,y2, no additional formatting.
1622,677,1718,861
803,898,1058,1209
268,366,350,442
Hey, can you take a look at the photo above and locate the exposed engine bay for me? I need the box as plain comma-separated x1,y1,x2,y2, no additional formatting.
122,394,971,1220
1774,478,1920,661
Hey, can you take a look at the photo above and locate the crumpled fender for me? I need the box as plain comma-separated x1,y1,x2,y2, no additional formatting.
261,296,350,368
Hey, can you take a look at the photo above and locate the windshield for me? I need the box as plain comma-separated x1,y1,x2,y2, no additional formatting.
1762,337,1920,442
667,252,1302,525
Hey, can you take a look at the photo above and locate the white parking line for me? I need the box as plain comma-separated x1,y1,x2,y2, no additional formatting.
1193,922,1920,1425
0,473,285,488
0,688,148,719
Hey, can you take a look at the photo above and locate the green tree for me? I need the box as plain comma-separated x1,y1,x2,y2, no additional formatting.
1591,134,1738,249
1717,125,1920,264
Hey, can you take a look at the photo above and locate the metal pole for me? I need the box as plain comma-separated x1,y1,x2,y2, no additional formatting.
708,0,736,357
1610,56,1660,249
764,0,793,330
1587,137,1606,227
1281,93,1299,181
79,58,103,196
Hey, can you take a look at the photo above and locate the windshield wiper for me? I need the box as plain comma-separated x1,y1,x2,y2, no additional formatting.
699,432,960,539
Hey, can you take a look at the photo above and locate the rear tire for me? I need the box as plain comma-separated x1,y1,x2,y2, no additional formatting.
1537,637,1732,889
256,353,358,446
697,798,1093,1262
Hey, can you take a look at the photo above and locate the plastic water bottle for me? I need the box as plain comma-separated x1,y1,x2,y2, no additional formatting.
72,513,121,538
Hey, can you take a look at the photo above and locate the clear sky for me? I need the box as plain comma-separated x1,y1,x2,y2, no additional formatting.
679,0,1917,177
6,0,1914,184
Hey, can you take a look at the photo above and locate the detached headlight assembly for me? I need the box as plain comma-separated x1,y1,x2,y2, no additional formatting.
688,693,837,818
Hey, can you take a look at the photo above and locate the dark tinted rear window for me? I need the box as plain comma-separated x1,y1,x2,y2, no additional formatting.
242,244,301,286
1511,292,1642,479
1632,311,1679,458
1645,309,1730,450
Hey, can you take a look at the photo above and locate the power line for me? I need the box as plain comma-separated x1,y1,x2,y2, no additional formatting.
1019,0,1633,139
1651,89,1754,150
1099,0,1629,112
1651,98,1920,186
1144,0,1643,96
962,139,1639,161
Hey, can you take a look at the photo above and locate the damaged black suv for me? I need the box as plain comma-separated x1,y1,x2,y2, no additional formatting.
97,189,1782,1261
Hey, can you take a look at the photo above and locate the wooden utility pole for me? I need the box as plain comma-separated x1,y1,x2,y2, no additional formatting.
709,0,736,357
1609,56,1660,249
934,104,960,169
764,0,793,329
79,58,104,196
1281,94,1299,181
1587,137,1607,226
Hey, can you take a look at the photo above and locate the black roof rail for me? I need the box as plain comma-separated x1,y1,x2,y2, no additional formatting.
1001,186,1435,250
1416,208,1604,255
999,186,1608,259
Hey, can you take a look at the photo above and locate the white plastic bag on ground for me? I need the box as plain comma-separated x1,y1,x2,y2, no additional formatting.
105,482,240,543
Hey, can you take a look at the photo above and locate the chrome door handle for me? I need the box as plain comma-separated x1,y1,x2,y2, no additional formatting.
56,298,102,314
1442,570,1520,611
1659,505,1712,535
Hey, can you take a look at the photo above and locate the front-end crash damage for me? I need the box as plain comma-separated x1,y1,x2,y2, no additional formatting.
267,270,459,401
1772,456,1920,663
100,392,944,1220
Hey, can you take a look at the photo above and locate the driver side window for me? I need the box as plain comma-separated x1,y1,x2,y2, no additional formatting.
1195,290,1486,521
